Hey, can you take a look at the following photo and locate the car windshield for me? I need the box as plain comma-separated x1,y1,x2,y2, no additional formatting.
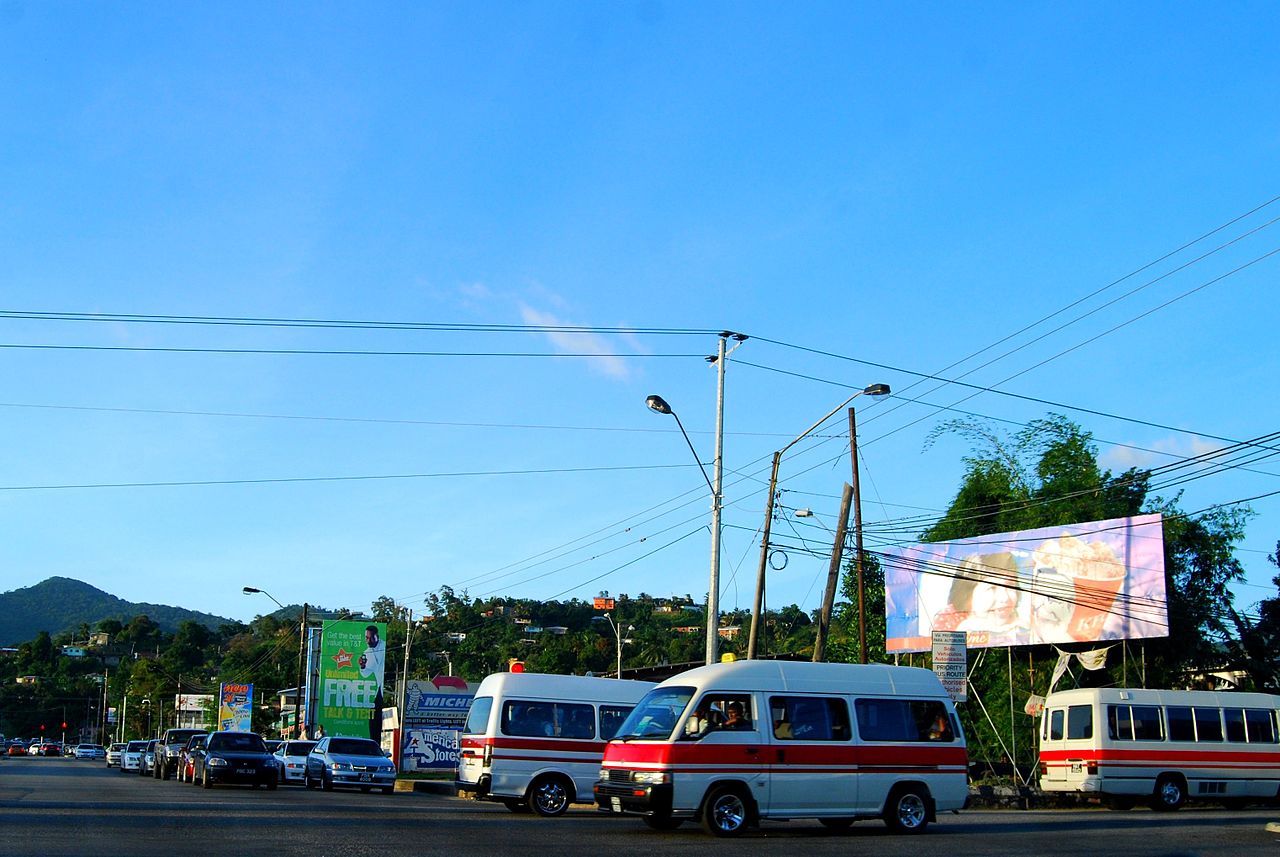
329,738,382,756
208,733,267,752
284,741,316,756
127,742,146,751
612,687,695,740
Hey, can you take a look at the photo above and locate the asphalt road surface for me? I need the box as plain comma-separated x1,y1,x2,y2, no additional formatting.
3,755,1279,857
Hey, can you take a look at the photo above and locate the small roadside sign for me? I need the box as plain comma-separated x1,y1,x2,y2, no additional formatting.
932,630,968,702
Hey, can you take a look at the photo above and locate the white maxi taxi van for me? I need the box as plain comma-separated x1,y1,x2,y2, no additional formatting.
456,672,655,816
594,659,968,836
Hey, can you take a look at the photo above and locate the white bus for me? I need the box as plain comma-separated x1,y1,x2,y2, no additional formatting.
594,660,968,837
1038,686,1280,809
456,672,654,816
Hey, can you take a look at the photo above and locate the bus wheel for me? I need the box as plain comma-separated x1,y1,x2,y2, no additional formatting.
883,785,930,834
642,813,683,830
702,785,751,837
1151,775,1186,811
819,817,855,830
529,774,572,817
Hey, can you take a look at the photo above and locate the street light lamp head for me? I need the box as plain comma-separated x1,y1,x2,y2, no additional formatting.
862,383,891,397
795,508,814,518
242,587,260,595
645,394,673,415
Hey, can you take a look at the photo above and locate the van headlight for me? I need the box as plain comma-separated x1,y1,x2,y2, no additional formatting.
632,771,669,785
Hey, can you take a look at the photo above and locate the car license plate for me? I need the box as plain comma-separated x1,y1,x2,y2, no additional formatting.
611,797,621,812
1070,762,1083,774
359,773,373,782
237,768,254,775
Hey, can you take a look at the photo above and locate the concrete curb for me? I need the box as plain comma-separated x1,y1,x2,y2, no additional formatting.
395,779,457,795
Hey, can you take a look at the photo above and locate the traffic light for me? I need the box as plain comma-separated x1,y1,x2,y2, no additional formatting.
508,660,525,673
40,724,45,732
62,721,67,730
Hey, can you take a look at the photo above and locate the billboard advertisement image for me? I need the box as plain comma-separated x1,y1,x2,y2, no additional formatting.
318,620,388,739
218,683,253,732
884,514,1168,653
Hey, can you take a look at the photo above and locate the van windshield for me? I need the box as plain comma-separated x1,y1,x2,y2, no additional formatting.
612,687,694,740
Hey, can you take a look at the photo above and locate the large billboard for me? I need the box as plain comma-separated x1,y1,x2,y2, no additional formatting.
218,683,253,732
884,514,1168,653
317,620,388,739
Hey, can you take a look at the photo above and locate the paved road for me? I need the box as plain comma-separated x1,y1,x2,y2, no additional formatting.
3,756,1279,856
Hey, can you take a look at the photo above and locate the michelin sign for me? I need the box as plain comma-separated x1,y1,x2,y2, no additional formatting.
400,676,474,771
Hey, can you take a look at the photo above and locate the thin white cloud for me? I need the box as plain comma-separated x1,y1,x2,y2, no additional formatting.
1101,436,1226,472
519,304,632,380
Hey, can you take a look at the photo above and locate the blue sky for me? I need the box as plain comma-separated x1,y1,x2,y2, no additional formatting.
1,2,1278,630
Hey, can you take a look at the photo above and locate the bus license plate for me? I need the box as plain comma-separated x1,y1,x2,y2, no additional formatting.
611,797,622,812
1070,762,1083,773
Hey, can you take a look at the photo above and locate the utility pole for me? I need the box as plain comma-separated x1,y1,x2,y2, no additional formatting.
706,335,727,666
850,407,868,664
812,482,853,662
295,603,309,740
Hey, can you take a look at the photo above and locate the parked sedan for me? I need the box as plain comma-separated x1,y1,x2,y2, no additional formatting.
7,743,27,757
272,740,316,784
74,743,106,760
106,743,125,767
178,733,208,783
304,736,396,794
192,731,279,789
138,739,158,775
121,740,146,772
39,742,63,757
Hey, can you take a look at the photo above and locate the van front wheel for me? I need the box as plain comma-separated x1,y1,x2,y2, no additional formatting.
529,774,572,817
702,786,750,837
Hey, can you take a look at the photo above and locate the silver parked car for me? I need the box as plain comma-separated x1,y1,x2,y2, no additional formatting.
303,737,396,794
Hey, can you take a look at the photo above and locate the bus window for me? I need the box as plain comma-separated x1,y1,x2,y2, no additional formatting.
1108,706,1133,740
1194,708,1223,742
1225,709,1247,743
1246,709,1277,743
1167,706,1195,741
1133,706,1163,740
1066,705,1092,740
599,705,633,740
1048,709,1065,741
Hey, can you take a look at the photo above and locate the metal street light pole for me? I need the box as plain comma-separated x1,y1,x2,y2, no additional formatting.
598,613,635,678
244,586,309,740
746,383,890,659
646,331,743,665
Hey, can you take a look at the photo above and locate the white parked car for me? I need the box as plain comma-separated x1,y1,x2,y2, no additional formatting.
121,740,146,772
106,743,126,767
74,743,106,759
272,740,317,784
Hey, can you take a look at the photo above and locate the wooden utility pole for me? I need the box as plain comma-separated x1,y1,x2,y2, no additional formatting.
813,482,853,662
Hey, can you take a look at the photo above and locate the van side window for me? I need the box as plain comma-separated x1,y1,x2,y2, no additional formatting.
1246,709,1277,744
1167,706,1195,741
769,696,850,741
599,706,633,740
854,698,952,742
1193,708,1223,742
684,694,756,737
501,701,595,739
1133,706,1163,740
463,697,493,735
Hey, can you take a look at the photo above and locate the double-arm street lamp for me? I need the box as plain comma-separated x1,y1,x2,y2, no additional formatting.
594,613,635,679
243,586,310,740
746,382,890,659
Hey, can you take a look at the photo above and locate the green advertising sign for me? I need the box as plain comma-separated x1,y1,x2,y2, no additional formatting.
318,620,388,739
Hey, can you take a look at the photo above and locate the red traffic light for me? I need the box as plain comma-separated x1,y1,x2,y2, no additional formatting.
40,724,46,731
509,660,525,673
62,722,67,729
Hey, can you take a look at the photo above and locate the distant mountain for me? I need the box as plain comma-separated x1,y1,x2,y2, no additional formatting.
0,577,236,646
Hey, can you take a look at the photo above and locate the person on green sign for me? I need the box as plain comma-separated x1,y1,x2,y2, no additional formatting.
359,625,386,741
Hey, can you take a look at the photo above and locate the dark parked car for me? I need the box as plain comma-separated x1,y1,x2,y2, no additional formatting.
193,731,279,789
304,736,396,794
178,733,209,783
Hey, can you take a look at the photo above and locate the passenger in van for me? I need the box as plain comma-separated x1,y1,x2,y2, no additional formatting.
928,712,951,741
685,703,720,738
723,701,751,730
